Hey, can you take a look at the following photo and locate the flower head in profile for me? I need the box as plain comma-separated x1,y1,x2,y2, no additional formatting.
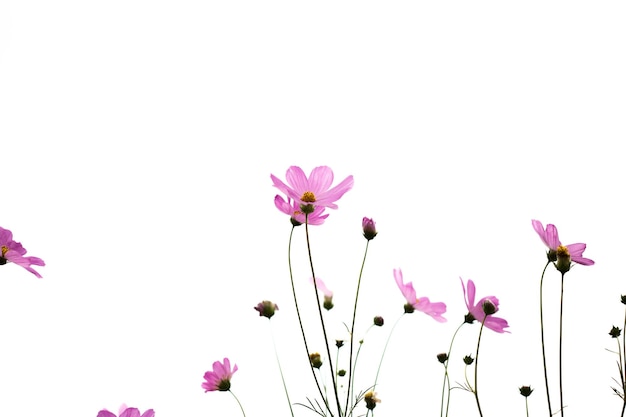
271,166,354,213
310,277,334,310
0,226,45,278
364,391,381,410
460,277,509,333
97,404,155,417
202,358,238,392
274,195,329,226
393,269,447,322
531,219,594,268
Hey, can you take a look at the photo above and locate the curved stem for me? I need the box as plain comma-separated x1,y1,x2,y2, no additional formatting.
440,323,465,417
286,225,332,415
305,217,343,416
372,314,405,390
473,317,486,417
269,320,296,417
345,240,371,415
229,390,247,417
539,260,553,417
559,272,565,417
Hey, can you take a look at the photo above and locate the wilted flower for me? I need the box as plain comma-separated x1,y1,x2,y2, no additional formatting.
364,391,381,410
531,220,594,267
202,358,238,392
394,269,446,322
362,217,377,240
274,195,329,226
271,166,354,213
519,386,534,397
254,300,278,319
460,278,509,333
310,277,334,310
0,226,45,278
97,404,155,417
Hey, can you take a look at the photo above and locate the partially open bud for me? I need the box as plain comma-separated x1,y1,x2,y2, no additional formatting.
609,326,622,338
364,391,381,410
253,300,279,319
437,353,448,364
309,353,323,369
519,386,534,397
463,355,474,365
362,217,378,241
555,245,571,274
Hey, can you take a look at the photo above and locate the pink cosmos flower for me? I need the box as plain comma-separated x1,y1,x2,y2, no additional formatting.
531,219,594,266
202,358,238,392
393,268,447,322
362,217,377,240
460,277,509,333
271,166,354,211
274,195,329,225
0,226,45,278
97,404,155,417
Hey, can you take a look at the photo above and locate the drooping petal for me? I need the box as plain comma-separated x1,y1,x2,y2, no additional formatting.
484,316,510,333
415,297,447,322
394,269,416,304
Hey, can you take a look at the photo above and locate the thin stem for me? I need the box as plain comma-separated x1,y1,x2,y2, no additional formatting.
345,240,371,415
269,320,296,417
525,397,530,417
559,272,565,417
286,225,332,415
622,304,626,417
372,314,405,390
440,323,465,417
229,390,247,417
539,260,553,417
473,316,486,417
305,217,343,417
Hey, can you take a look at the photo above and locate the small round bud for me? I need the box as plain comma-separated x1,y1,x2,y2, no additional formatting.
309,353,323,369
463,355,474,365
373,316,384,326
337,369,346,377
437,353,448,364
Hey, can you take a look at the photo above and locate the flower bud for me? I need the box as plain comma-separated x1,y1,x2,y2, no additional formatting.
437,353,448,364
547,249,557,262
323,296,334,310
519,386,534,397
337,369,346,377
464,312,476,324
309,353,323,369
253,300,279,319
373,316,384,326
621,295,626,305
463,355,474,365
336,340,344,348
364,391,381,410
362,217,378,241
610,326,622,338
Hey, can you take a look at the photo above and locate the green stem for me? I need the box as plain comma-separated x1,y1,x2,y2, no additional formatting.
229,390,247,417
559,272,565,417
622,305,626,417
539,260,553,417
440,323,465,417
372,314,404,390
473,317,486,417
525,397,530,417
269,320,296,417
305,217,343,417
345,240,371,415
286,225,332,415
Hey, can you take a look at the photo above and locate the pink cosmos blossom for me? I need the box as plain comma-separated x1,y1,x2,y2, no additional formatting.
0,226,45,278
362,217,377,240
274,195,329,225
460,277,509,333
271,166,354,211
97,404,155,417
531,219,594,266
393,268,447,322
202,358,238,392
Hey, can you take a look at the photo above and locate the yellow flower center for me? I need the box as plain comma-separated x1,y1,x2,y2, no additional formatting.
301,191,316,203
556,245,570,257
1,245,8,257
293,210,302,216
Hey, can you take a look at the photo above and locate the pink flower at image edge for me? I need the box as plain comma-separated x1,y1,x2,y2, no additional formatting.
531,219,594,266
460,277,509,333
202,358,238,392
0,226,45,278
97,404,155,417
271,166,354,210
393,268,447,322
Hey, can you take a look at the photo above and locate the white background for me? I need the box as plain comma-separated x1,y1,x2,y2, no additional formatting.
1,1,625,416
